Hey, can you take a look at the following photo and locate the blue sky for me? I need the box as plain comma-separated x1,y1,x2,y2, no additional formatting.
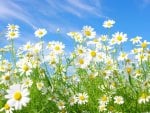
0,0,150,51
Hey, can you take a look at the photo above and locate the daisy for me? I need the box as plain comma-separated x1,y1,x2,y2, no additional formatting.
77,93,88,104
0,103,14,113
82,26,96,39
135,53,147,62
5,84,30,110
99,95,109,105
67,32,83,43
103,19,115,28
138,93,150,104
52,42,65,55
140,40,150,48
112,32,127,45
75,56,90,69
36,82,44,90
22,78,33,88
100,35,108,42
114,96,124,105
6,30,19,40
75,45,87,56
34,28,47,38
17,59,32,76
130,36,142,44
7,24,19,31
118,52,128,61
0,72,11,85
98,104,107,112
69,95,77,106
57,100,65,110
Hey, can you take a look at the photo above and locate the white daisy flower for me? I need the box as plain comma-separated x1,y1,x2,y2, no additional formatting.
6,30,19,40
138,93,150,104
130,36,142,44
36,82,44,90
69,95,77,106
82,26,96,39
77,93,88,104
103,19,115,28
7,24,19,31
98,103,107,112
57,100,65,110
0,103,14,113
112,32,127,45
114,96,124,105
34,28,47,38
5,84,30,110
0,72,12,85
75,56,90,69
22,78,33,88
52,41,65,55
118,52,128,61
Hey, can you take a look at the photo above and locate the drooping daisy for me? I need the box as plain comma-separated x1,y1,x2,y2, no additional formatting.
34,28,47,38
67,32,83,43
77,93,88,104
5,84,30,110
138,93,150,104
82,26,96,39
6,30,19,40
112,32,127,45
103,19,115,28
0,103,14,113
7,24,19,31
114,96,124,105
130,36,142,44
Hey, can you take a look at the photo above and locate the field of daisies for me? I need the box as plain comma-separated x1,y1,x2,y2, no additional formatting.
0,20,150,113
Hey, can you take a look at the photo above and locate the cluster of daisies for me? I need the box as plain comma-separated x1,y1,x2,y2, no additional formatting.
0,19,150,113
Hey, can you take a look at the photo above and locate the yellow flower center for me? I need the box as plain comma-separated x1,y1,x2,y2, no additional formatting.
126,67,132,74
141,42,147,48
79,59,84,64
23,65,29,71
10,32,16,37
141,93,147,99
79,95,85,101
117,35,123,41
4,75,10,80
85,30,91,36
13,91,22,100
55,46,60,51
107,22,112,26
90,51,96,57
101,95,108,101
78,49,83,54
11,25,16,30
38,31,43,35
4,104,10,110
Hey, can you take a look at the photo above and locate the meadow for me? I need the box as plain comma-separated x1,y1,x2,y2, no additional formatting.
0,20,150,113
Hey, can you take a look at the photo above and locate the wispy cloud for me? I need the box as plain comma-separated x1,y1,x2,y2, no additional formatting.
0,0,107,47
